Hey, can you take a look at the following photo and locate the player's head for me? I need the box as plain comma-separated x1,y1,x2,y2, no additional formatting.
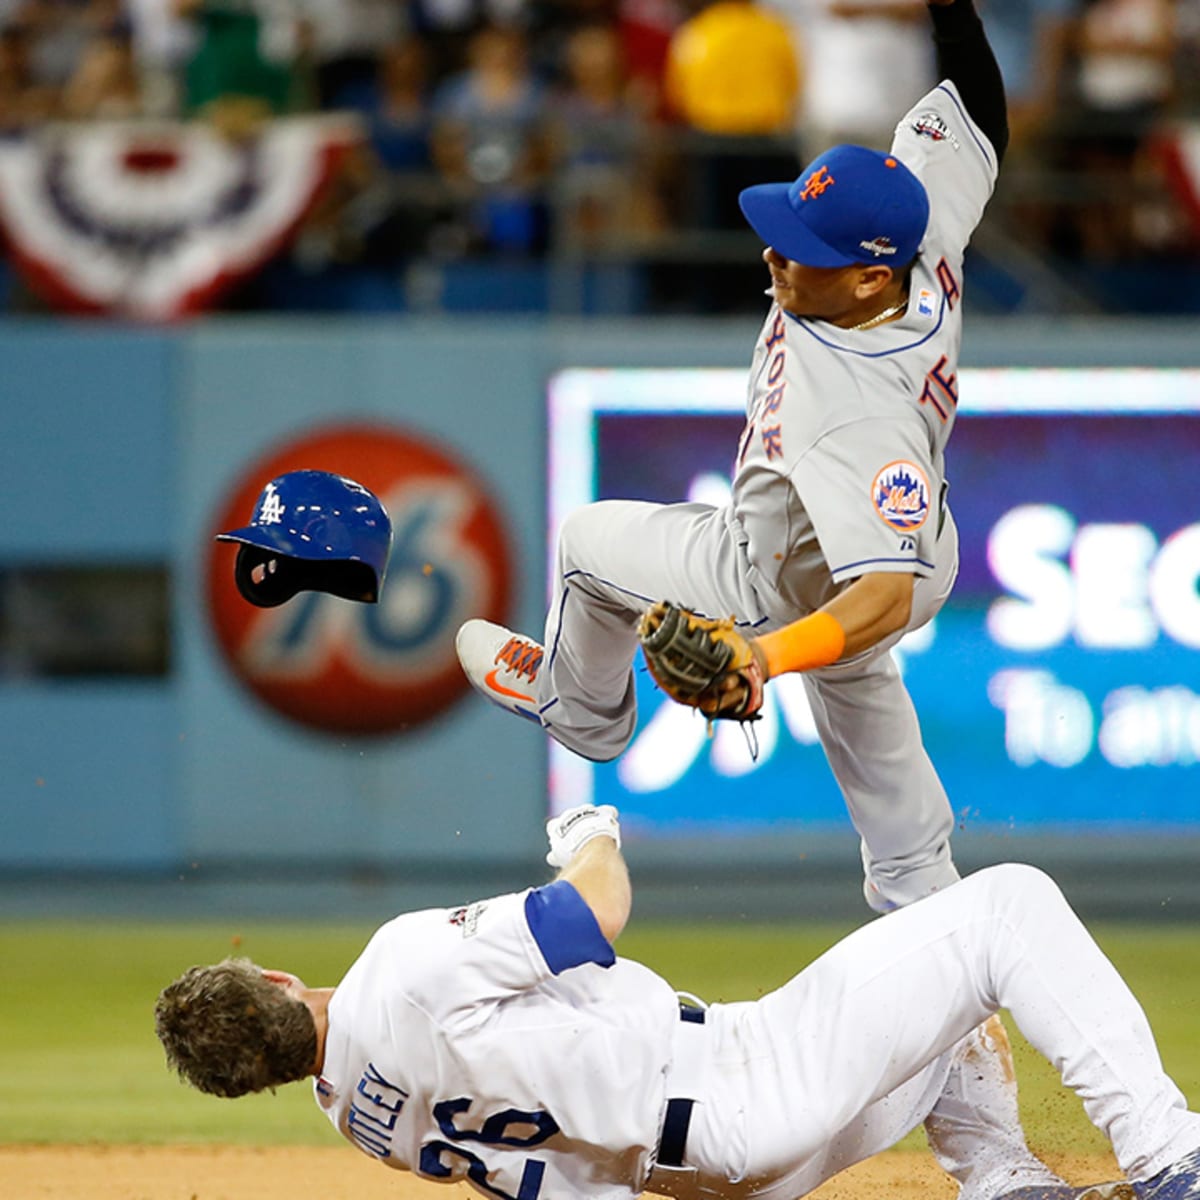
216,469,392,608
738,145,929,271
155,959,318,1097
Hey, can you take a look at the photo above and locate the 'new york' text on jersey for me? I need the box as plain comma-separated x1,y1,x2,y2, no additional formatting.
733,81,998,622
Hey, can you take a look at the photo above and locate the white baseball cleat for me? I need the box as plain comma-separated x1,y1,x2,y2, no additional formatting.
1133,1145,1200,1199
456,619,549,727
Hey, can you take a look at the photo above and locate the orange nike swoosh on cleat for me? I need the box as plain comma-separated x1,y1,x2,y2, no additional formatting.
485,669,536,704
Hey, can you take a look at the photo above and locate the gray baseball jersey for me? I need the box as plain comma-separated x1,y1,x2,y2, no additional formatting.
463,80,1000,909
735,80,998,622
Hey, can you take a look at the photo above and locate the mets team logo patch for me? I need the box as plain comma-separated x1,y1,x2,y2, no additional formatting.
872,461,931,531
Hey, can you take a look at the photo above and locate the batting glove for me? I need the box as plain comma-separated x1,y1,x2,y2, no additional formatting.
545,804,621,869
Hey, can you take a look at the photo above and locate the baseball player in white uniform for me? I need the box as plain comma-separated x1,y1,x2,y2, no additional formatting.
457,0,1007,915
156,804,1200,1200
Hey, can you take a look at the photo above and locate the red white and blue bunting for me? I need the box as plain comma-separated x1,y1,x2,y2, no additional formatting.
0,114,359,320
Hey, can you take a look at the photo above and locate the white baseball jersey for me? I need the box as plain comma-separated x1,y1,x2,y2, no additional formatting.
314,881,680,1200
315,866,1200,1200
734,80,999,623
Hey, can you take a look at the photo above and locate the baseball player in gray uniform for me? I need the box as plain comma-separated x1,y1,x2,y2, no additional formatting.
156,803,1200,1200
457,0,1006,916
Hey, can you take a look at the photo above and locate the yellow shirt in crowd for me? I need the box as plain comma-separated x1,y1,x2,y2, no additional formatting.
665,1,800,136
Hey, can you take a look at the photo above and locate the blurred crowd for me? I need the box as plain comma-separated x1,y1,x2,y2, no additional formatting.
0,0,1198,311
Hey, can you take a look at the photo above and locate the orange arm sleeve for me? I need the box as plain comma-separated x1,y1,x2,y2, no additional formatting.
755,611,846,677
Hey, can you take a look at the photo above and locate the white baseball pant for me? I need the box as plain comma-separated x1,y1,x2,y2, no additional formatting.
656,863,1200,1199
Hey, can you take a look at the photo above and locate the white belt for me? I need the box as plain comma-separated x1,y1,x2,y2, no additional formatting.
645,1003,710,1199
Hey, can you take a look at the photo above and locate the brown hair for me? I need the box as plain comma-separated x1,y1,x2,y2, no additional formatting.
154,958,317,1098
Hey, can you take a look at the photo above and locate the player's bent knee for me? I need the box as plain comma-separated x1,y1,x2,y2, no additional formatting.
559,500,630,548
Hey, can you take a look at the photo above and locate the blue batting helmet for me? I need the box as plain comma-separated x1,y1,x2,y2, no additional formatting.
216,469,392,607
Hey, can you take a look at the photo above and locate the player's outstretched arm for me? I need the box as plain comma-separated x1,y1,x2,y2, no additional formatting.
546,805,631,944
636,572,913,721
754,570,913,677
635,574,914,721
559,837,631,945
926,0,1009,163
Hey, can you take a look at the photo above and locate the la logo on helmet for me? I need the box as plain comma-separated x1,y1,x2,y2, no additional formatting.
257,483,286,525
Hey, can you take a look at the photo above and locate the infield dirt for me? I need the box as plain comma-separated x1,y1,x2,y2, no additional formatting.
2,1145,1124,1199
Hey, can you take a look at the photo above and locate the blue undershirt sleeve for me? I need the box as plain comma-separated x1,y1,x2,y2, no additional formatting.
524,880,616,974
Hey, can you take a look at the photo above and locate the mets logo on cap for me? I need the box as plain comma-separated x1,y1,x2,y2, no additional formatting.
871,460,931,531
206,423,513,736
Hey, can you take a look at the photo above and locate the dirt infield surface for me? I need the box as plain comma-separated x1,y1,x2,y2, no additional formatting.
3,1145,1124,1200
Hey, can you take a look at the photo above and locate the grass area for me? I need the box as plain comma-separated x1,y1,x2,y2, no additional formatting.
2,917,1197,1157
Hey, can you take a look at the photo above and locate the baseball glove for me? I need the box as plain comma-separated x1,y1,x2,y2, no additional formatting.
637,601,767,721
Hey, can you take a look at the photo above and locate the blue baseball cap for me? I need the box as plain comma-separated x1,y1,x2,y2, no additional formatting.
739,144,930,268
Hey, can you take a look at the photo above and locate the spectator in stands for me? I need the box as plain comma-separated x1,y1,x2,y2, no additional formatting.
664,0,799,136
1055,0,1176,259
1152,2,1200,255
524,0,615,78
0,20,58,130
177,0,314,130
773,0,934,154
125,0,196,116
411,0,526,82
615,0,686,120
1176,2,1200,115
60,17,145,119
24,0,120,93
429,23,554,254
364,35,435,172
977,0,1074,150
555,22,635,152
551,20,669,243
337,34,441,268
1072,0,1175,129
660,0,801,236
291,0,404,111
971,0,1074,263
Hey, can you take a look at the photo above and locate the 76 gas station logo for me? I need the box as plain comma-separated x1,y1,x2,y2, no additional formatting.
207,424,513,736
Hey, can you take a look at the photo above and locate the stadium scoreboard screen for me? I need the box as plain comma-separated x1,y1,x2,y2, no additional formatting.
547,367,1200,838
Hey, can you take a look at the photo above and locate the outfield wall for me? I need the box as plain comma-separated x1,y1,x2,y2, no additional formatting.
2,315,1198,920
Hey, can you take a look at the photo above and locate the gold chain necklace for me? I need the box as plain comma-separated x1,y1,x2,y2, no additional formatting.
847,300,906,332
